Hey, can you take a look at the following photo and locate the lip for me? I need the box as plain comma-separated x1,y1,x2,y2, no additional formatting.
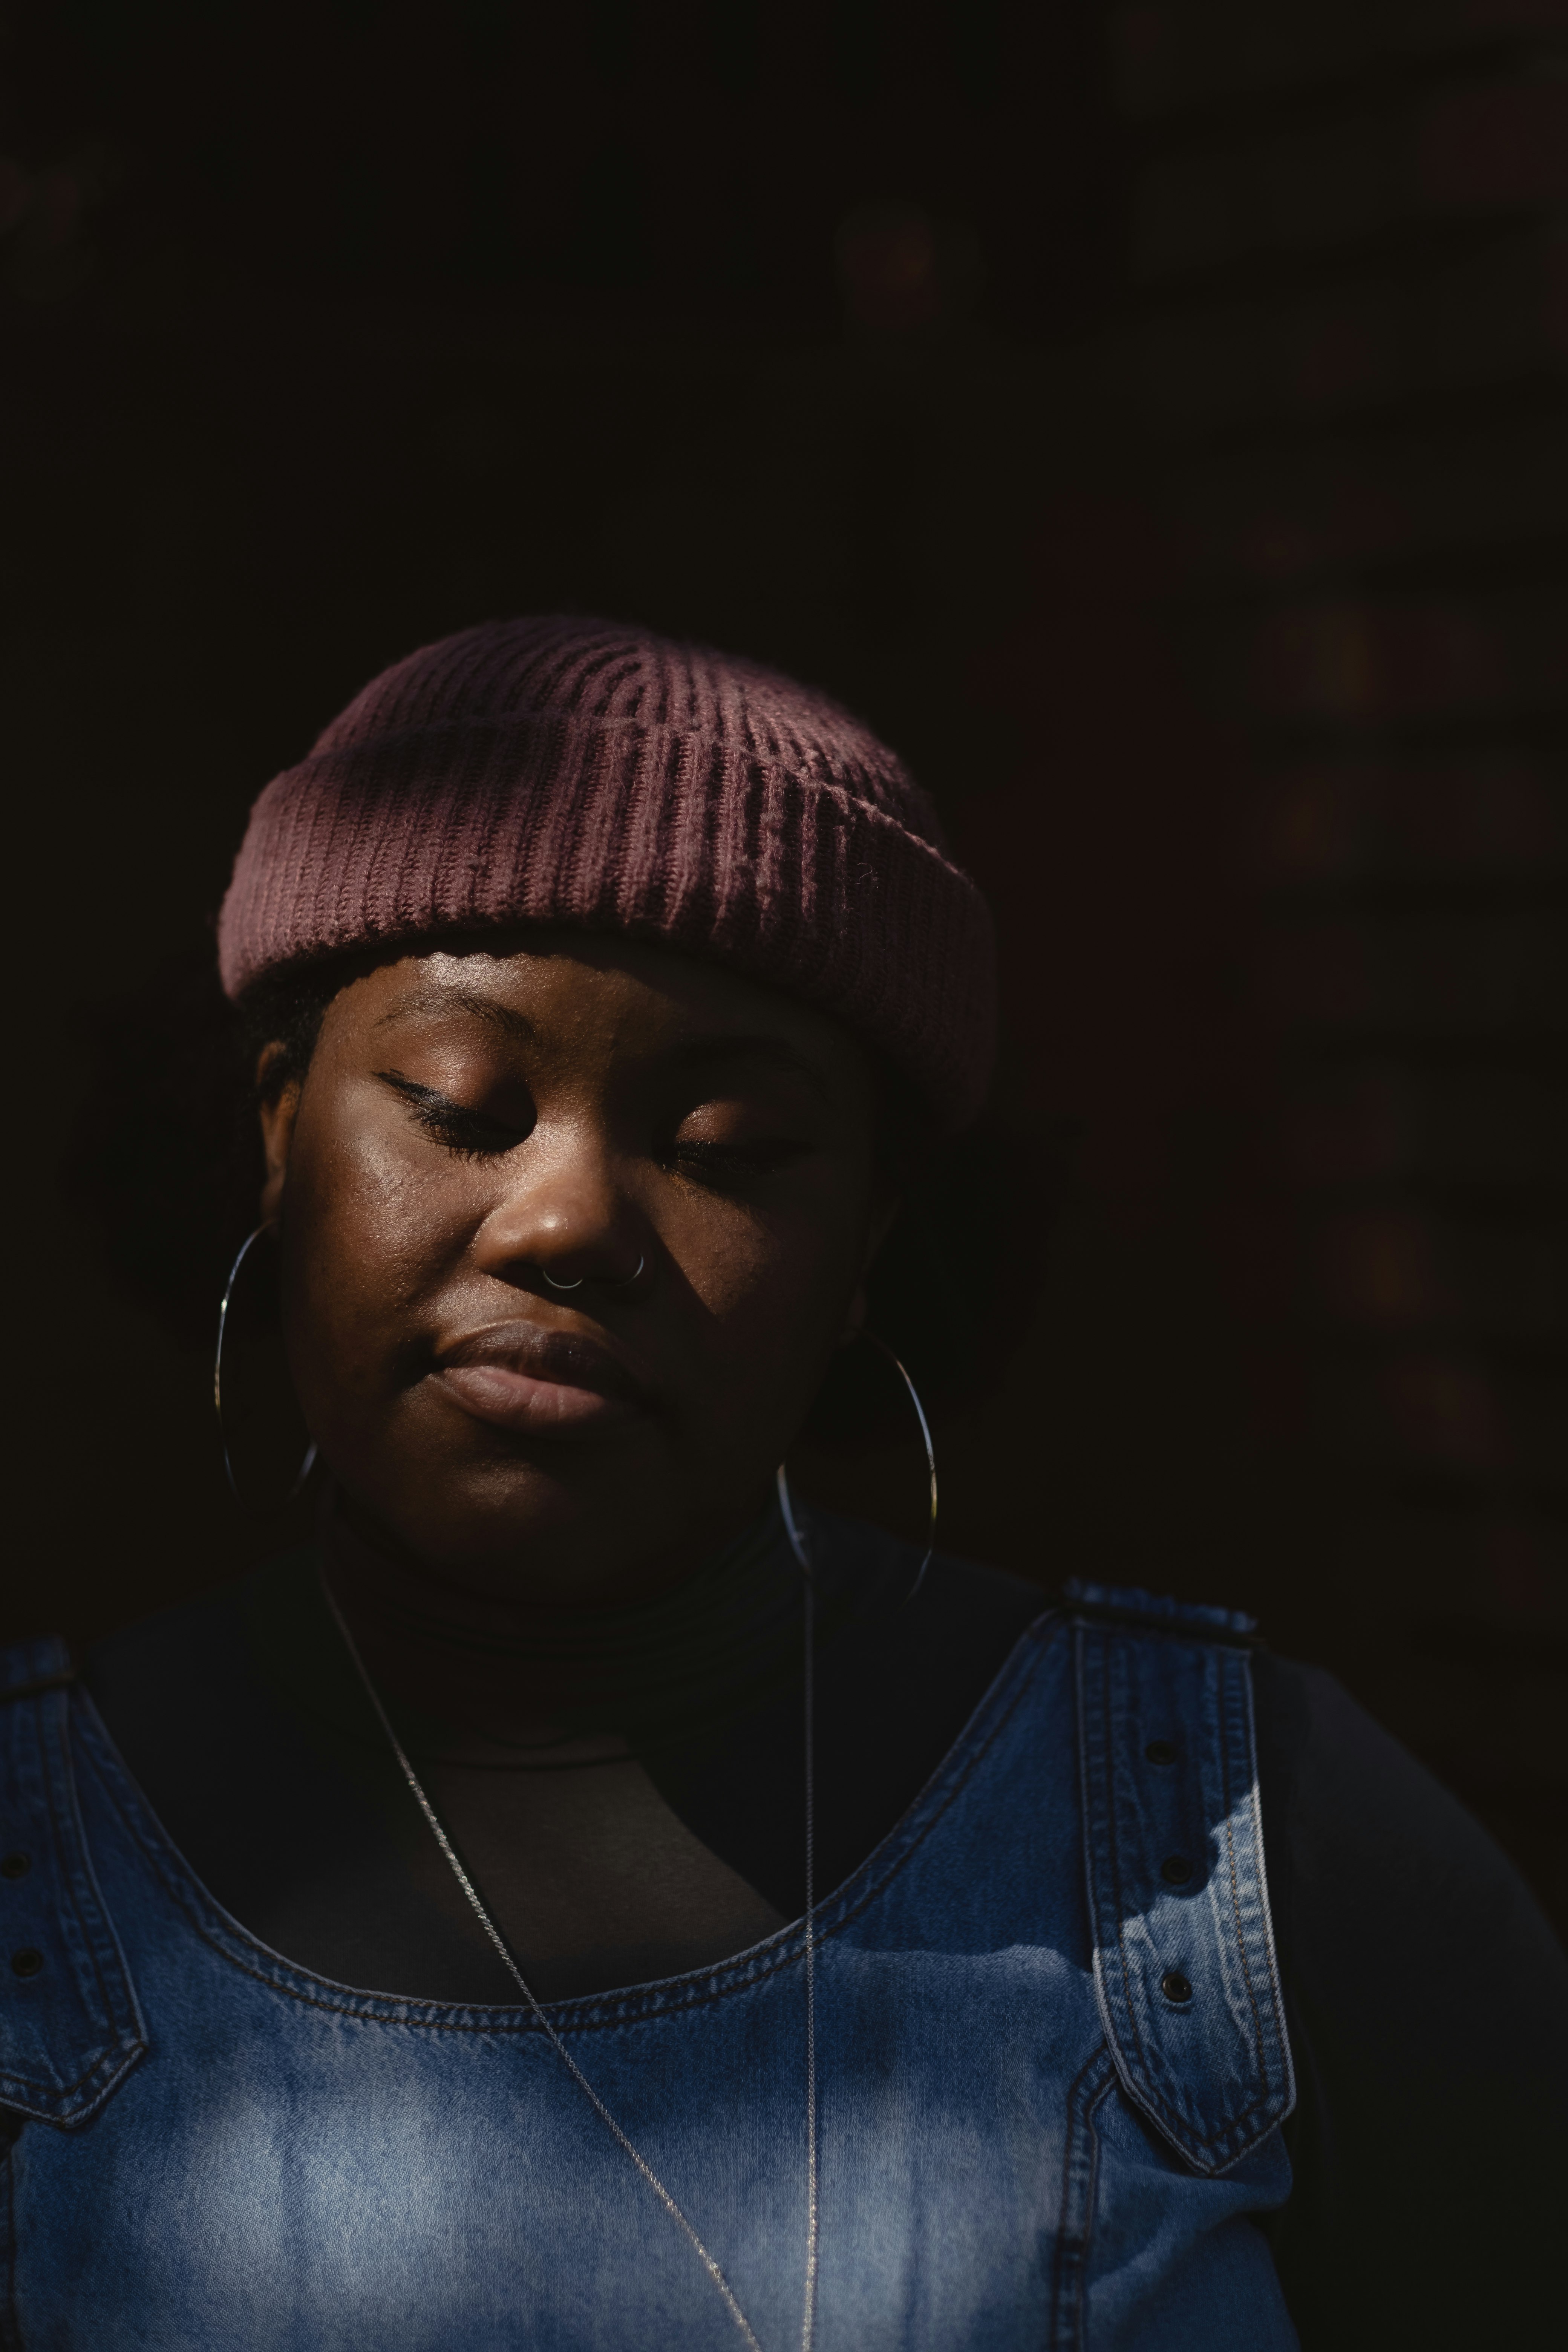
431,1319,651,1439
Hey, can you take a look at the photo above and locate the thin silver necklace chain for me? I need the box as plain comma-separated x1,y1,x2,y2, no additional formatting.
320,1468,819,2352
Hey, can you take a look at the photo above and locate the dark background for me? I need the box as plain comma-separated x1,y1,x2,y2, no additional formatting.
5,2,1566,1934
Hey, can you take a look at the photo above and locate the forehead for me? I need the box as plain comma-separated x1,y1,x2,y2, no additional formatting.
322,929,873,1092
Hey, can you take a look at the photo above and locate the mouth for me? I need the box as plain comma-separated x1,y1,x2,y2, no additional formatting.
431,1320,651,1439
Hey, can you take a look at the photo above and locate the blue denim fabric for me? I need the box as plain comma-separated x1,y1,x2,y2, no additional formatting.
0,1594,1298,2350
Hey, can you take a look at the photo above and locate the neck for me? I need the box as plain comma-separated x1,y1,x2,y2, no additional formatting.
319,1487,817,1759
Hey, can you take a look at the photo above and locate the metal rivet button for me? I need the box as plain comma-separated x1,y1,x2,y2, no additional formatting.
1161,1854,1193,1886
0,1852,28,1880
1161,1969,1192,2003
11,1948,43,1978
1144,1740,1176,1766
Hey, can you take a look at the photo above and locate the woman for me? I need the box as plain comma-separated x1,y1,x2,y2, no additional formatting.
3,617,1563,2349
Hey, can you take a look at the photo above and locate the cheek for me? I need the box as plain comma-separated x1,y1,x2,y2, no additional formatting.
664,1189,864,1376
282,1126,466,1385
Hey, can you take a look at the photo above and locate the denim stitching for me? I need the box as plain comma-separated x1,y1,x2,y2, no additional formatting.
0,2054,139,2131
1048,2044,1117,2352
1084,1628,1283,2162
39,1692,131,2038
1217,1654,1271,2104
1235,1653,1295,2122
1104,1636,1151,2102
1173,1648,1282,2151
70,1616,1066,2038
1084,1632,1161,2121
0,1692,144,2121
0,2130,20,2352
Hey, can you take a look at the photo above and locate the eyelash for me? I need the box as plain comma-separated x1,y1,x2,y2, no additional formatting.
381,1075,801,1183
667,1137,798,1187
423,1109,522,1160
381,1076,525,1161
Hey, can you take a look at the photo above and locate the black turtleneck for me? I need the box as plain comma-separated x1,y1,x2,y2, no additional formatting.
83,1505,1046,2002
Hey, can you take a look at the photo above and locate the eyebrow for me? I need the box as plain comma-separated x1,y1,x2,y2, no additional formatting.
669,1032,835,1105
373,986,540,1047
374,989,833,1104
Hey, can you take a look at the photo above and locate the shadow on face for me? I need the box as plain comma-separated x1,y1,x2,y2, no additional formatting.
258,931,893,1604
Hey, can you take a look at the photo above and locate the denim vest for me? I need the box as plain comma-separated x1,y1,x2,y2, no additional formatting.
0,1587,1298,2350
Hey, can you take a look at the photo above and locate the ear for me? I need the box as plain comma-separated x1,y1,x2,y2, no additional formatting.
838,1186,901,1348
256,1044,301,1228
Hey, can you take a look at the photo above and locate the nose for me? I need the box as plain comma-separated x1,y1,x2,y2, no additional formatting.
470,1125,646,1293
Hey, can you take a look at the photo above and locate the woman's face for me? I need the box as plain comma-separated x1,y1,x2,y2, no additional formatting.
259,934,890,1603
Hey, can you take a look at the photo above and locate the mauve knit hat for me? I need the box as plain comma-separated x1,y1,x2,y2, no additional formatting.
217,616,995,1130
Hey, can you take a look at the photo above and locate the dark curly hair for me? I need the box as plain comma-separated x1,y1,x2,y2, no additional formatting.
63,938,1060,1446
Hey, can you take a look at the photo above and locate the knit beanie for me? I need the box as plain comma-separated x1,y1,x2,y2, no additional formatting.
217,616,995,1130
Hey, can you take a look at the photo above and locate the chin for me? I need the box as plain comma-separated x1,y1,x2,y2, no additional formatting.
369,1453,665,1588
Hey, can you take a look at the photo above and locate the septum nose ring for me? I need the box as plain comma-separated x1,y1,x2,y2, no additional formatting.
542,1254,646,1293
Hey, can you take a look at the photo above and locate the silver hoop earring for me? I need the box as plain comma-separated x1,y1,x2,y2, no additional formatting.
541,1254,646,1292
214,1224,318,1514
776,1461,813,1578
865,1337,938,1600
778,1337,938,1603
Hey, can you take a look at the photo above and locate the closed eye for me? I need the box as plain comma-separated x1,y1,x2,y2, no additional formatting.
377,1071,530,1159
668,1136,805,1187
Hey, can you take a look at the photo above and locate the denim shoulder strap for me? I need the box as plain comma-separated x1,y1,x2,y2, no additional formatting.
1069,1581,1295,2178
0,1637,146,2127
